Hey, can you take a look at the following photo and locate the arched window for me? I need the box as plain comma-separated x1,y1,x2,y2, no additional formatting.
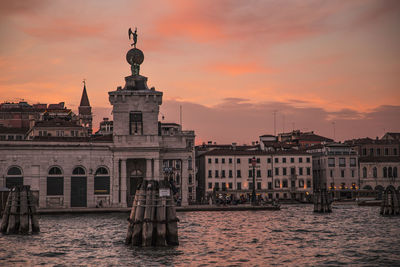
388,167,393,178
6,166,23,189
373,167,377,178
47,166,63,196
383,167,387,178
362,167,367,178
73,167,86,175
394,167,398,178
94,167,110,195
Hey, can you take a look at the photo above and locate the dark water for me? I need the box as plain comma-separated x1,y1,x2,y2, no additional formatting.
1,205,400,266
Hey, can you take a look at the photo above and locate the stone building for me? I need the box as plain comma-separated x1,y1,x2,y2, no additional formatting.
0,39,195,208
197,149,312,202
309,143,359,199
345,136,400,191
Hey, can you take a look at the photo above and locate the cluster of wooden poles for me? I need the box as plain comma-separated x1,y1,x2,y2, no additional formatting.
313,189,332,213
380,186,400,215
125,180,179,247
1,185,40,234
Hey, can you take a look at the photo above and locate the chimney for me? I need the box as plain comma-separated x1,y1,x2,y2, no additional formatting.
232,142,237,150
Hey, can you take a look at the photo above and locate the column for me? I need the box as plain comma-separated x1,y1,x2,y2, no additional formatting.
112,158,120,206
181,158,189,206
87,172,95,208
154,158,161,181
145,158,152,180
121,159,127,207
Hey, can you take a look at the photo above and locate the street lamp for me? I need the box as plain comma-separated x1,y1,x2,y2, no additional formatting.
251,156,257,205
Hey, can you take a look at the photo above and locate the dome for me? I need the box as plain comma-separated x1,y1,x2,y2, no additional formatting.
126,48,144,65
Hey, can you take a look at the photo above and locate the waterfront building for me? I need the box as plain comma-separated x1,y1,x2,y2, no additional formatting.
0,37,195,208
345,136,400,191
309,143,359,199
196,149,312,202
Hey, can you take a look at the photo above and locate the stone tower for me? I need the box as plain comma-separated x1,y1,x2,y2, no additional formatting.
78,82,93,135
108,46,162,138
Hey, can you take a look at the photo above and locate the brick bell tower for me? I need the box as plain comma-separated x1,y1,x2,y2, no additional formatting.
78,81,93,135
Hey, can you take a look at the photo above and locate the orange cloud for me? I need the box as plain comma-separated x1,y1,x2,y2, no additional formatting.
208,62,271,76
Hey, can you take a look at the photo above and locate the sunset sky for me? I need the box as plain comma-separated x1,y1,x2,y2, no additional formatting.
0,0,399,144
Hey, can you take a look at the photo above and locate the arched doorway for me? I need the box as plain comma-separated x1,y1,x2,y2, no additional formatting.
6,166,23,189
128,169,143,206
71,166,87,207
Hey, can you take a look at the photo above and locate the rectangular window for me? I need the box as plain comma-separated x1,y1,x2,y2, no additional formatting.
307,167,311,176
283,168,287,175
370,148,374,156
275,158,279,163
341,170,345,178
229,182,233,189
339,158,346,167
385,148,389,155
267,170,272,177
268,182,272,189
237,158,241,164
362,148,367,155
248,158,252,164
290,158,294,163
222,158,225,164
215,158,218,164
351,170,355,178
215,170,219,178
221,170,226,178
282,157,286,163
299,157,303,163
257,182,262,190
208,183,212,189
237,170,241,178
330,169,333,177
215,183,220,190
267,158,271,163
275,168,279,175
282,180,288,188
222,182,226,190
257,170,261,177
328,158,335,167
394,148,398,155
229,158,232,164
306,180,311,188
299,167,303,175
377,148,381,155
208,170,212,178
94,176,110,194
249,183,253,190
275,180,280,188
248,170,253,178
291,168,295,175
47,177,64,196
306,157,310,163
237,182,241,190
257,158,260,163
208,158,211,164
129,111,143,135
229,170,233,178
350,158,356,167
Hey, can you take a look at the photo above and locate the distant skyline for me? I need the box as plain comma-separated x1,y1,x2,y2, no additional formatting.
0,0,399,144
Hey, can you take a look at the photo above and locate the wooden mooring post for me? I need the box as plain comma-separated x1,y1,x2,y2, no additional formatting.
380,186,400,216
125,180,179,247
0,185,40,234
313,189,332,213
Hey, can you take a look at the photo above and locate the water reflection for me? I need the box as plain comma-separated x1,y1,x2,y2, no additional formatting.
0,205,399,266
